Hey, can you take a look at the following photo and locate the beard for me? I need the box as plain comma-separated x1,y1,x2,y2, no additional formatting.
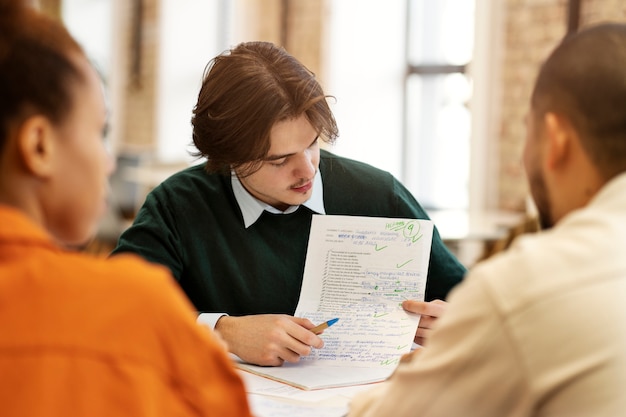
527,168,553,230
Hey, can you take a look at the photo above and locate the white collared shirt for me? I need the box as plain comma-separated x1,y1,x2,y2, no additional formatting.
231,170,326,228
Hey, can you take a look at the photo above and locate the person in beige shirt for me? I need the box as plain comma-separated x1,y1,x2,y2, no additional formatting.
348,22,626,417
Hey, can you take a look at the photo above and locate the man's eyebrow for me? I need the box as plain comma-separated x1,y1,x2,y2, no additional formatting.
264,136,319,161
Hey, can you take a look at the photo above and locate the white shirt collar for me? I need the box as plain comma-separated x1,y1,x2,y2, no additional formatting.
231,170,326,228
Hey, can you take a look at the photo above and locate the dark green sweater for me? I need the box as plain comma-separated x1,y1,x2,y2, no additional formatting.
112,150,466,314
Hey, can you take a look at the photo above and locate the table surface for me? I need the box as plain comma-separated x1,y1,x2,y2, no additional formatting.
239,369,376,417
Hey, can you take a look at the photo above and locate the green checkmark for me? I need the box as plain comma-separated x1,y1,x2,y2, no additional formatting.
396,259,413,268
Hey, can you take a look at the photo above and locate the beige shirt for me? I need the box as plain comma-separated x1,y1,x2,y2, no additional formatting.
349,172,626,417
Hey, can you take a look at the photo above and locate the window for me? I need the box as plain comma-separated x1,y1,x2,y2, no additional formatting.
403,0,475,210
326,0,476,211
62,0,111,77
156,0,229,163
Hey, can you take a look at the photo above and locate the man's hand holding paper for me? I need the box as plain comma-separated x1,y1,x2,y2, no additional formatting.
402,299,448,346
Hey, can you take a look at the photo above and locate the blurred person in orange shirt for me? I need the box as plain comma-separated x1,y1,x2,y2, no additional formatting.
0,1,251,416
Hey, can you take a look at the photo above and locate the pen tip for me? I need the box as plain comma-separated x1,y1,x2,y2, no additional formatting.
328,318,339,326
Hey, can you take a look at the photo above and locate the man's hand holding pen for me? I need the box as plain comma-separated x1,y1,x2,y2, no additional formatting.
214,314,326,366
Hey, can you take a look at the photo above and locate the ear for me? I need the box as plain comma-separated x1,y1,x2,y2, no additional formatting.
16,115,57,178
543,112,573,170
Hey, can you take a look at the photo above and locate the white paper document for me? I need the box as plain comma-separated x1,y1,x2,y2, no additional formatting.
239,215,434,390
247,394,348,417
239,370,375,417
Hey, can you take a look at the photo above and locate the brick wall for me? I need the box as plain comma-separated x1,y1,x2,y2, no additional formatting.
282,0,325,83
495,0,626,211
235,0,324,83
118,0,159,152
581,0,626,24
496,0,568,211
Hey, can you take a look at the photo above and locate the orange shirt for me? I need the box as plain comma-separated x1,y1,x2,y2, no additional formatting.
0,205,251,417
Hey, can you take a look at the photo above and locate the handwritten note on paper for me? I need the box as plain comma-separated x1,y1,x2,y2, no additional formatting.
297,215,433,366
300,216,431,308
238,215,434,390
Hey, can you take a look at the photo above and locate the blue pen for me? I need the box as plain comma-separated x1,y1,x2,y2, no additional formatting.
311,317,339,335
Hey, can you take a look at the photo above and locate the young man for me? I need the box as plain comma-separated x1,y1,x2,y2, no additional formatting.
112,41,466,366
348,23,626,417
0,2,250,415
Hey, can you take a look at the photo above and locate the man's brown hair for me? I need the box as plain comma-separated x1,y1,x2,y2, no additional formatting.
191,41,339,175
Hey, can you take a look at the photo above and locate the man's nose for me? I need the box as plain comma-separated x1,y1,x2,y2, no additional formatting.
293,150,315,178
